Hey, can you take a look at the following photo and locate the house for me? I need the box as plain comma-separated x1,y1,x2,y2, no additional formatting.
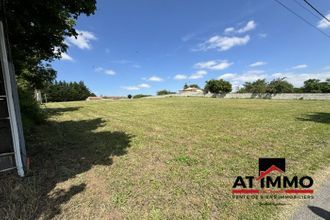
179,87,204,94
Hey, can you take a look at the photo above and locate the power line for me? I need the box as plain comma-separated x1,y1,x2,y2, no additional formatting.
303,0,330,23
273,0,330,38
293,0,321,20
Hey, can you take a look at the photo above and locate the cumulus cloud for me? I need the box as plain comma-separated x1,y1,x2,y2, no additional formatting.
122,83,151,91
224,20,257,34
249,61,267,67
224,27,235,34
147,76,164,82
194,60,233,70
189,70,207,79
271,72,330,87
317,14,330,29
122,86,140,91
174,71,208,80
197,35,250,51
174,74,188,80
292,64,308,69
66,30,97,50
138,83,150,88
94,67,116,76
105,69,116,75
218,73,237,80
237,20,257,33
60,52,74,61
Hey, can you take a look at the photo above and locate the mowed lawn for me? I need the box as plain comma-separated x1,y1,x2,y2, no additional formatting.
1,98,329,219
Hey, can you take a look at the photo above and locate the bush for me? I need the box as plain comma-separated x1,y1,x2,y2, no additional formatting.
133,94,151,99
157,90,176,96
266,78,294,94
127,94,132,99
17,80,45,133
204,79,232,94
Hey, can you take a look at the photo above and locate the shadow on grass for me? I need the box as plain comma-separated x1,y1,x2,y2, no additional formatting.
308,206,330,219
0,106,133,219
297,112,330,124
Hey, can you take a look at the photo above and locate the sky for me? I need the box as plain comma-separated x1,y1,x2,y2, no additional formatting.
52,0,330,96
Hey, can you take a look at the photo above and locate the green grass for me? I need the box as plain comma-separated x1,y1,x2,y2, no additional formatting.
1,98,329,219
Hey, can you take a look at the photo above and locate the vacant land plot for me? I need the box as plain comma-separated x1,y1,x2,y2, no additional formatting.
1,98,329,219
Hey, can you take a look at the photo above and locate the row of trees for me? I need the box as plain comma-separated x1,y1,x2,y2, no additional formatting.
42,81,95,102
176,78,330,95
238,78,330,94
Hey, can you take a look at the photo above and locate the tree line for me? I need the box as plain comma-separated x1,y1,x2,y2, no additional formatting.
155,78,329,96
42,81,95,102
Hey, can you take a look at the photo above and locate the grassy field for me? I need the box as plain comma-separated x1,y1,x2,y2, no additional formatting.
1,97,329,219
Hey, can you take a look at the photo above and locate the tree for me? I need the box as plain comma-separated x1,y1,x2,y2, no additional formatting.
1,0,96,128
303,79,321,93
127,94,132,99
266,78,294,94
2,0,96,87
43,80,93,102
239,79,267,94
183,83,188,89
204,79,232,94
157,90,176,96
319,79,330,93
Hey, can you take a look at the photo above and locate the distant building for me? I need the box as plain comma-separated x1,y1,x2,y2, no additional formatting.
179,87,204,94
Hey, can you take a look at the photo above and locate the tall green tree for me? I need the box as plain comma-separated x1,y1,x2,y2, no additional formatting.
239,79,267,94
1,0,96,88
266,78,294,94
204,79,232,94
303,79,321,93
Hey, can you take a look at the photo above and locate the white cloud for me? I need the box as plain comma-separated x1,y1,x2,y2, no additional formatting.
259,33,267,38
122,83,151,91
174,71,208,80
133,64,141,68
94,67,104,72
249,61,267,67
147,76,164,82
224,27,235,34
174,74,188,80
189,70,207,79
94,67,116,76
138,83,150,88
122,86,140,91
105,69,116,75
292,64,308,69
237,20,257,33
61,52,74,61
194,60,233,70
66,30,97,50
197,35,250,51
317,14,330,29
224,20,257,35
218,73,237,80
271,72,330,87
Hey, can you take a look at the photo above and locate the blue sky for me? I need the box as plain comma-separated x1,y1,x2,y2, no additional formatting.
52,0,330,96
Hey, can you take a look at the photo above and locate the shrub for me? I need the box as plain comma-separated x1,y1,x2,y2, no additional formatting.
157,90,176,96
133,94,151,99
266,78,294,94
204,79,232,94
17,80,45,133
127,94,132,99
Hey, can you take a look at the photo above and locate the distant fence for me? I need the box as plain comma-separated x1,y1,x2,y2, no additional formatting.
146,93,330,100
